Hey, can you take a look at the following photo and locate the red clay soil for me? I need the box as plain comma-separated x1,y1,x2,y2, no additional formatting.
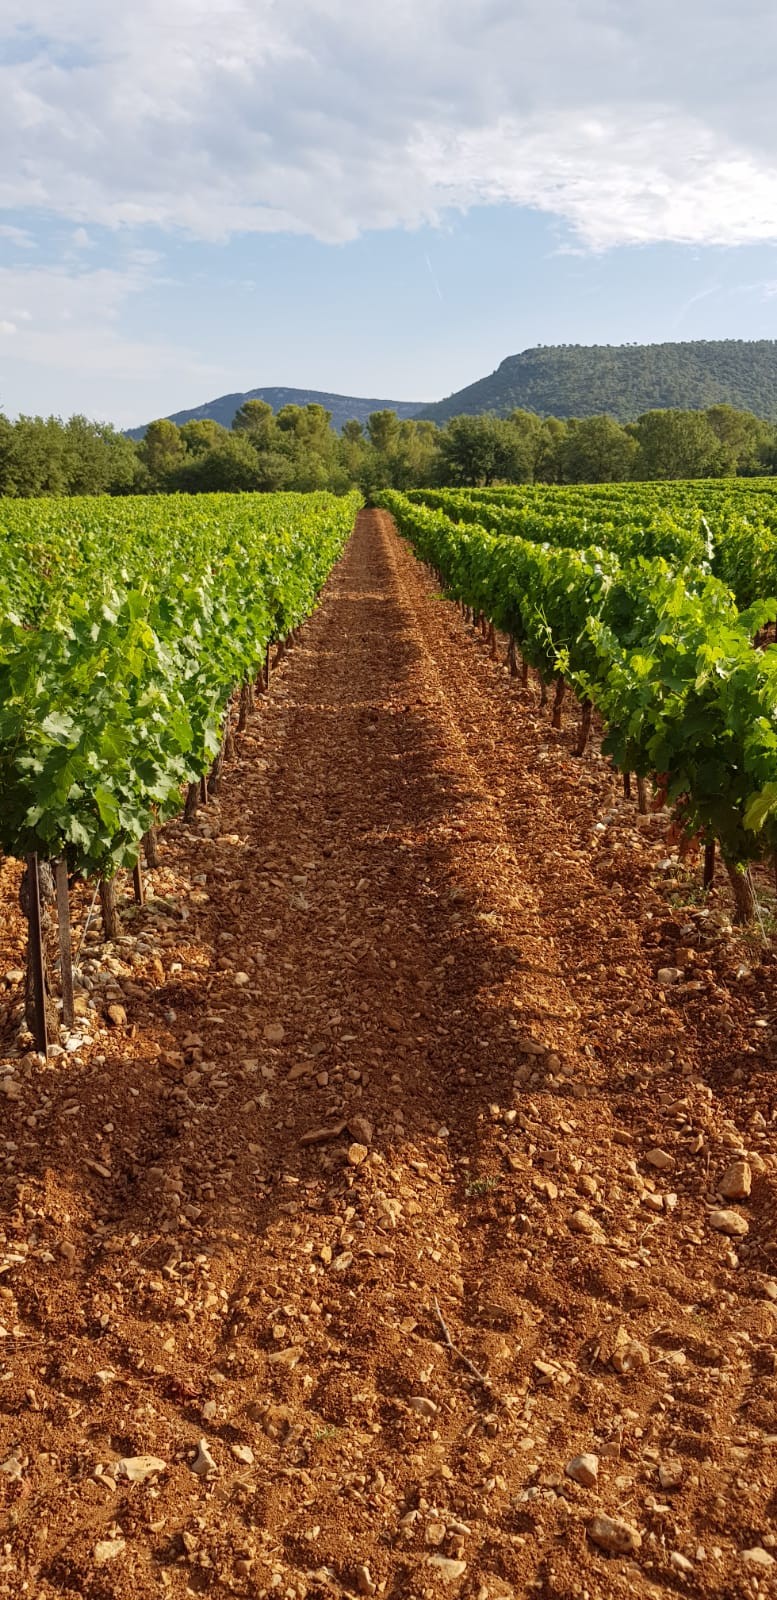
0,508,776,1600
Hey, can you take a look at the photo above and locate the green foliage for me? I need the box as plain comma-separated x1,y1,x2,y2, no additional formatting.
1,391,776,503
438,414,533,486
556,415,638,483
379,484,777,873
0,490,360,877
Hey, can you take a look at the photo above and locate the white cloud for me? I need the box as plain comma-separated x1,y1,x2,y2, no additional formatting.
0,261,231,421
1,0,777,250
0,223,36,248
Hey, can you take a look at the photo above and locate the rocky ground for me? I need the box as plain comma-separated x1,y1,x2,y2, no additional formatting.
0,508,776,1600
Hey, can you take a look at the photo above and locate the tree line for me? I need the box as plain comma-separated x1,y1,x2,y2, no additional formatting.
2,399,777,499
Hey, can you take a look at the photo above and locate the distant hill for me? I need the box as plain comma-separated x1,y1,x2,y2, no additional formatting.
127,386,427,439
417,340,777,423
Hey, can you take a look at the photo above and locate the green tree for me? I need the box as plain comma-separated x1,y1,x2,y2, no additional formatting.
633,410,728,480
556,414,638,483
180,418,229,456
439,414,530,486
170,432,265,493
366,410,402,454
232,399,278,452
704,405,772,476
141,419,186,489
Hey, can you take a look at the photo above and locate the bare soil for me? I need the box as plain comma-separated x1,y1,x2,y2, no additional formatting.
0,508,776,1600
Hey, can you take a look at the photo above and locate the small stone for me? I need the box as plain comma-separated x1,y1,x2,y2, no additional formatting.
571,1209,599,1235
719,1160,752,1200
646,1148,674,1170
300,1121,347,1146
106,1004,127,1027
355,1565,377,1596
264,1022,285,1043
658,1459,683,1490
115,1455,167,1483
94,1538,126,1564
566,1453,599,1487
348,1115,373,1146
709,1208,749,1237
657,967,682,985
231,1443,254,1464
202,1400,217,1422
670,1551,694,1574
190,1438,218,1475
743,1548,775,1569
514,1036,546,1056
407,1396,437,1418
611,1326,650,1374
0,1452,23,1481
347,1142,368,1167
425,1519,447,1545
426,1556,467,1581
332,1251,353,1271
588,1514,642,1555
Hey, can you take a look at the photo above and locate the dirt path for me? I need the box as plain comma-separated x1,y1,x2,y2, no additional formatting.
1,509,776,1599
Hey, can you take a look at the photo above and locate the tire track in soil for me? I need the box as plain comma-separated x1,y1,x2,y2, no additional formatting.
1,509,776,1600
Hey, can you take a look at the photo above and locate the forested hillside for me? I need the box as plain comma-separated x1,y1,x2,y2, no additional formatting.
419,340,777,423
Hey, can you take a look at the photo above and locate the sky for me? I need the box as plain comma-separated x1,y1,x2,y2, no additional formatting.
2,0,777,428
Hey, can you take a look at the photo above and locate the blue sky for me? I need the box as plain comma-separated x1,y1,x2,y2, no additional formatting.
2,1,777,427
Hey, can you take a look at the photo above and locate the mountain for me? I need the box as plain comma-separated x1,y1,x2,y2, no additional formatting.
127,386,427,439
417,340,777,423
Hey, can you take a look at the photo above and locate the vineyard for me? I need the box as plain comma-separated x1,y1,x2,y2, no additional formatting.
0,491,776,1598
378,480,777,922
1,491,359,1050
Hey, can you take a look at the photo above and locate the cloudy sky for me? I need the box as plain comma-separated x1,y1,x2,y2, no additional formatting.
2,0,777,426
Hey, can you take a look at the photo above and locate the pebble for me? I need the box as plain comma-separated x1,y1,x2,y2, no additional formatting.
115,1455,167,1483
709,1208,749,1237
658,1460,683,1490
264,1022,285,1043
349,1114,374,1146
347,1142,369,1167
106,1004,127,1027
743,1548,775,1569
566,1453,599,1487
355,1565,376,1596
231,1444,254,1464
426,1556,467,1581
719,1160,752,1200
571,1209,599,1235
646,1148,674,1170
670,1551,694,1574
611,1327,650,1374
94,1538,126,1564
191,1438,218,1475
588,1514,642,1555
425,1519,447,1545
408,1396,438,1418
657,967,683,985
